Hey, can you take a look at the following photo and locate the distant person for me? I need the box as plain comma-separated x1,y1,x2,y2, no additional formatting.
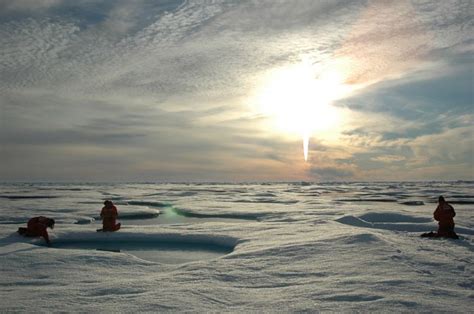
421,196,458,239
98,200,121,232
18,216,55,245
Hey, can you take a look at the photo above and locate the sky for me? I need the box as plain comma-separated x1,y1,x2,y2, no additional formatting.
0,0,472,182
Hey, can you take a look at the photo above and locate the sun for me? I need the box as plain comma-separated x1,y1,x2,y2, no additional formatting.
256,59,351,161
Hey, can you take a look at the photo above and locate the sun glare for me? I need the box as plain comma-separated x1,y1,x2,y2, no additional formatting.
256,60,351,161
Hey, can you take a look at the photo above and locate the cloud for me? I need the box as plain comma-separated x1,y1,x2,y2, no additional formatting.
0,0,472,181
407,125,473,167
0,0,61,14
333,0,432,86
371,155,406,163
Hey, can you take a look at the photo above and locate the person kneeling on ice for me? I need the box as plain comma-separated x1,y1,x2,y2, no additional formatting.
99,200,121,232
421,196,458,239
18,216,55,245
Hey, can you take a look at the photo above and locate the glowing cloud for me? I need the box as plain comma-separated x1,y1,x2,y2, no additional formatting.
256,58,352,161
254,0,437,162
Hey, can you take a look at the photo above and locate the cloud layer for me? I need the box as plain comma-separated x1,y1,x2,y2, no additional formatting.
0,0,472,181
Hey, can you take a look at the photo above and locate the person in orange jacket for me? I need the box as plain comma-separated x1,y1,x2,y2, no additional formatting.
99,200,121,232
18,216,55,245
433,196,457,238
422,196,458,239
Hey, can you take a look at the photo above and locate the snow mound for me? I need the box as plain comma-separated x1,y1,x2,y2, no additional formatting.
341,233,383,245
337,212,474,235
336,215,373,228
335,214,433,232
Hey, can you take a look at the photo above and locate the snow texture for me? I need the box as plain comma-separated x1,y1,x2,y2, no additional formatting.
1,182,473,312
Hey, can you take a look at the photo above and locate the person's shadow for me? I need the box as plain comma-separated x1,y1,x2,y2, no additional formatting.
0,232,45,256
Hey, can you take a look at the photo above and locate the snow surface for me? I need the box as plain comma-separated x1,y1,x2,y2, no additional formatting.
1,182,473,312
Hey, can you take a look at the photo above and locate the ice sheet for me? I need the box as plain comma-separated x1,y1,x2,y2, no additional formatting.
1,182,473,312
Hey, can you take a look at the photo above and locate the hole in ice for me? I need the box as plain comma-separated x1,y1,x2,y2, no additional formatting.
47,237,235,264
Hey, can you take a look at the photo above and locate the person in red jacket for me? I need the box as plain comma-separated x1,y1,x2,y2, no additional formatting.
433,196,457,238
422,196,458,239
18,216,55,245
99,200,121,232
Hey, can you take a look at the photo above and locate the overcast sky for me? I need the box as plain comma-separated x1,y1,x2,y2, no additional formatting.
0,0,472,182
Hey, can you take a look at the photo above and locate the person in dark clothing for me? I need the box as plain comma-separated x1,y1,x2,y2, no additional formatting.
99,200,121,232
18,216,55,245
421,196,458,239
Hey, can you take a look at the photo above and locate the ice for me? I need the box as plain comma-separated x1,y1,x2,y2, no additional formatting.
95,206,160,220
0,182,473,312
173,207,262,221
358,212,432,223
40,233,236,264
